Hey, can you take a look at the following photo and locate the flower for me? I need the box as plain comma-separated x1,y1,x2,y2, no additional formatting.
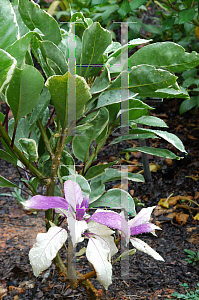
23,180,126,289
128,206,164,261
23,180,164,289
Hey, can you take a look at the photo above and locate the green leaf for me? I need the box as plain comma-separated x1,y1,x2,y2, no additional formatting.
90,67,111,94
29,86,51,128
8,118,38,150
37,40,68,77
80,22,112,78
18,0,61,45
125,42,199,72
90,189,136,216
133,116,168,127
178,8,195,24
99,168,144,183
0,176,18,188
0,49,17,93
130,127,186,152
19,138,38,162
6,65,44,122
110,133,157,145
12,0,29,37
0,0,19,49
180,97,198,114
98,65,177,103
0,149,17,166
118,0,131,18
6,31,35,68
45,72,91,129
153,86,190,99
130,0,147,10
123,146,181,160
84,160,119,180
72,107,109,162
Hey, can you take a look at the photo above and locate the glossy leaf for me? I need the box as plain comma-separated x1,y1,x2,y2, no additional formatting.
6,31,35,68
0,0,19,50
8,118,38,150
84,160,120,180
18,0,61,45
12,0,29,37
133,116,168,128
130,0,147,10
129,128,186,152
180,97,199,114
0,176,18,188
126,42,199,72
0,149,17,166
37,40,68,77
0,50,17,93
99,168,145,184
80,22,112,78
110,133,157,145
19,138,38,162
90,188,136,216
72,107,109,162
6,65,44,122
45,72,91,129
123,146,181,159
29,86,51,128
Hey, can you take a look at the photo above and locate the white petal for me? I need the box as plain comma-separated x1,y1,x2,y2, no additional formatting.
95,235,118,259
86,238,113,290
87,220,115,236
128,206,156,228
67,216,87,246
29,226,68,277
130,238,164,261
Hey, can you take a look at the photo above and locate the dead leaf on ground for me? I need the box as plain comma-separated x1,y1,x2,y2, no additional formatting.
158,195,193,208
9,286,24,294
153,205,168,216
112,183,128,190
166,212,177,219
175,212,189,225
194,191,199,200
0,282,7,300
194,212,199,221
187,227,197,232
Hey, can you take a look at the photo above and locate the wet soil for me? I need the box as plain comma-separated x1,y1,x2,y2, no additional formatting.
0,98,199,300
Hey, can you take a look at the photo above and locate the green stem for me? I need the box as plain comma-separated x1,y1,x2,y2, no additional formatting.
82,125,113,175
36,119,54,159
0,122,48,184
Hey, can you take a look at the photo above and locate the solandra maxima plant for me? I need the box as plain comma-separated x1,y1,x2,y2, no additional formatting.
0,0,197,298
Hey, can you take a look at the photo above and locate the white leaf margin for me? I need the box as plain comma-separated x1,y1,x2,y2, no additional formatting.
130,237,164,261
29,226,68,277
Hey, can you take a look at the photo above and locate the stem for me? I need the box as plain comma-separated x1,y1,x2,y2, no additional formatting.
37,119,54,159
11,120,18,148
0,122,48,184
45,107,55,129
67,241,78,289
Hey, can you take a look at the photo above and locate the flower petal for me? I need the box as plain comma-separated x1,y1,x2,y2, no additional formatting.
29,226,68,277
86,237,113,290
80,194,89,209
128,206,156,228
67,216,88,246
90,209,130,241
130,238,164,261
23,195,72,213
64,180,83,211
130,223,161,236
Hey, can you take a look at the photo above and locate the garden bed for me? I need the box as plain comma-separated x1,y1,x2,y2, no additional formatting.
0,98,199,300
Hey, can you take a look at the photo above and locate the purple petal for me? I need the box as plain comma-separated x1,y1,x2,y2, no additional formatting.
130,223,161,236
64,180,83,211
76,208,85,221
90,210,129,241
81,194,89,209
128,206,156,228
23,195,72,214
